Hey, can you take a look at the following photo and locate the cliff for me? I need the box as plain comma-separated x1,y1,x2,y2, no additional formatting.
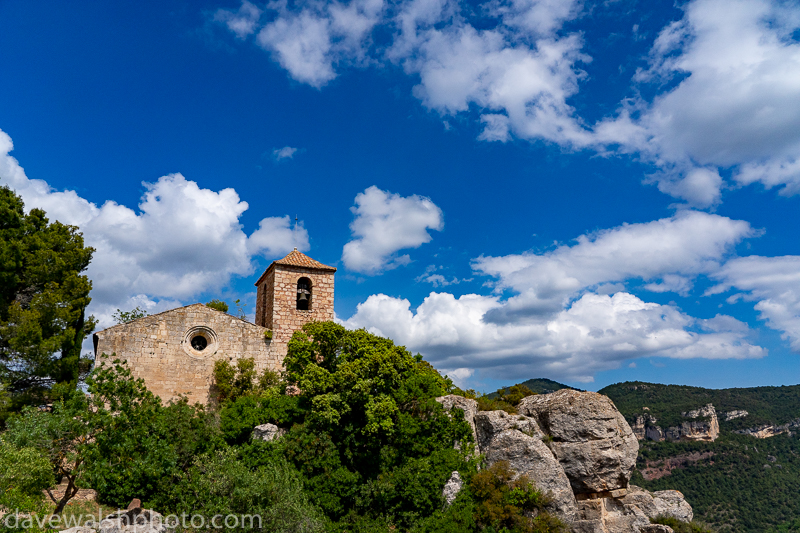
631,404,720,442
438,390,694,533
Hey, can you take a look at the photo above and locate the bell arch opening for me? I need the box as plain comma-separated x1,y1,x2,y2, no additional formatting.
297,277,312,310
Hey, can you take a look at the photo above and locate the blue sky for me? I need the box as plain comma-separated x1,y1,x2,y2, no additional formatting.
1,0,799,392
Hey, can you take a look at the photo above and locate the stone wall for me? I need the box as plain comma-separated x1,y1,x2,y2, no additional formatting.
93,304,279,404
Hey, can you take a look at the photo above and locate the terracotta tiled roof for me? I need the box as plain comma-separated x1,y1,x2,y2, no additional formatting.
272,249,337,271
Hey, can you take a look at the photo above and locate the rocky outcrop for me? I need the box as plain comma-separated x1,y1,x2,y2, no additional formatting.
632,414,665,442
61,507,170,533
438,391,694,533
442,471,463,506
734,418,800,438
436,394,479,446
634,404,720,442
252,423,286,442
661,404,719,442
518,390,638,495
723,410,748,421
639,451,715,481
622,486,693,522
475,410,578,521
640,526,674,533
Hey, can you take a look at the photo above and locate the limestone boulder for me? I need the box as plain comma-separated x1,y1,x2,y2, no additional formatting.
518,390,638,494
473,409,543,451
252,423,286,442
442,471,463,507
572,495,651,533
62,508,171,533
474,410,577,522
436,395,479,446
622,485,693,523
640,526,674,533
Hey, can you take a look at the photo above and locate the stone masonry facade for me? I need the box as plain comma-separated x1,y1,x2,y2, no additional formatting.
94,250,336,404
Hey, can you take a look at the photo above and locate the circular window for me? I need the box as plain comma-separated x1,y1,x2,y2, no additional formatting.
191,335,208,351
182,326,218,358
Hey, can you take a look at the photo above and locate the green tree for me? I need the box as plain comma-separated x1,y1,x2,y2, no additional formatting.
111,306,148,324
0,439,54,512
0,186,96,408
171,448,325,533
235,322,476,529
205,299,229,313
3,389,97,514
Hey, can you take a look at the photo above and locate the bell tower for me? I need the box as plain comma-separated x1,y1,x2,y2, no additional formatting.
254,249,336,352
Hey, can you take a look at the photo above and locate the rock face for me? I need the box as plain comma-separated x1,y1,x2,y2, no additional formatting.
436,394,479,446
724,410,748,421
663,405,719,442
442,471,463,506
252,423,286,442
622,486,693,522
437,391,694,533
518,390,638,495
734,418,800,438
634,404,720,442
61,507,170,533
474,410,578,522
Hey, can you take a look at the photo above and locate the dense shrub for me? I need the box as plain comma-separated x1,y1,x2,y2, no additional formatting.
170,448,324,533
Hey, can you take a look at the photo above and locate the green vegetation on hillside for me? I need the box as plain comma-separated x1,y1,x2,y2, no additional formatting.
489,378,578,398
633,433,800,532
0,324,566,533
596,380,800,533
600,381,800,430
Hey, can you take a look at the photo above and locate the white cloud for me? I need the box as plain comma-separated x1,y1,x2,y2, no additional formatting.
273,146,299,160
472,210,754,322
216,0,800,207
341,186,444,274
344,291,763,382
415,265,468,286
254,0,384,87
0,128,309,331
710,256,800,351
343,212,764,382
214,0,263,39
599,0,800,205
393,11,593,148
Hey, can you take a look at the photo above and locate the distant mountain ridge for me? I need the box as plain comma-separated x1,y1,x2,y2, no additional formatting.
486,378,800,532
487,377,580,398
598,381,800,432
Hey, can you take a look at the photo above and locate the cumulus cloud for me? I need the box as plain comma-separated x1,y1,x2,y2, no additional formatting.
214,0,263,39
0,128,309,331
341,186,444,274
342,212,765,382
272,146,299,160
599,0,800,205
216,0,800,207
344,291,764,383
473,210,754,322
390,0,592,148
250,0,383,87
710,256,800,351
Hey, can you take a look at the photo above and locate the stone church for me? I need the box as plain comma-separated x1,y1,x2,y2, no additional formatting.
93,249,336,404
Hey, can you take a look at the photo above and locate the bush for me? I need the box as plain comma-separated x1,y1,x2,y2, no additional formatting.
651,515,715,533
206,299,229,313
213,358,280,404
0,439,54,513
171,448,325,533
470,461,566,533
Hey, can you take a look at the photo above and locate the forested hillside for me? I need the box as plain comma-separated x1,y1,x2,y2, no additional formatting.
488,378,579,397
600,381,800,532
600,381,800,431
